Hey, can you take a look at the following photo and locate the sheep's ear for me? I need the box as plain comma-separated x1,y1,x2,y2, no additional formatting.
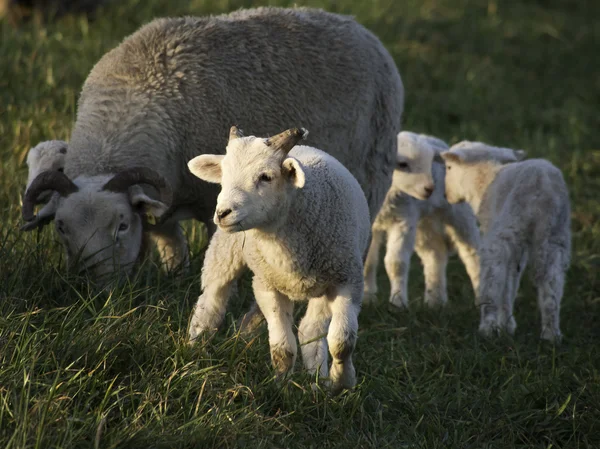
188,155,224,184
440,151,461,163
129,185,169,218
282,157,305,189
514,150,527,161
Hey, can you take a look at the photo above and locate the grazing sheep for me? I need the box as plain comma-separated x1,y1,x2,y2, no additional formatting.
21,7,403,282
363,132,481,308
25,140,68,204
188,127,370,392
441,141,570,342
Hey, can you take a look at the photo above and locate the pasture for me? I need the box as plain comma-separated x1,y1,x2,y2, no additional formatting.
1,0,599,447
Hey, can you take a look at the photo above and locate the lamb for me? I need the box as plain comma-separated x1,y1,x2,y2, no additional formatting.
187,127,371,392
20,7,403,282
25,140,68,204
440,141,570,342
363,132,481,308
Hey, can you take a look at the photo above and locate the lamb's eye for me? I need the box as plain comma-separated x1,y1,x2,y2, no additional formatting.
259,173,273,183
397,162,409,170
57,168,64,173
57,221,65,234
118,222,129,232
446,165,451,171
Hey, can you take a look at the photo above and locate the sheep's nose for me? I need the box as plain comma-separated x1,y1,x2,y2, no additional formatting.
217,208,232,220
424,185,434,196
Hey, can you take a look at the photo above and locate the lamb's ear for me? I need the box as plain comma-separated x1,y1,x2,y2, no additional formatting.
440,151,461,163
514,150,527,161
188,155,224,183
129,185,169,218
282,157,305,188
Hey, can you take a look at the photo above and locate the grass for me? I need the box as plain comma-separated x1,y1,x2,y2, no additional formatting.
1,0,599,447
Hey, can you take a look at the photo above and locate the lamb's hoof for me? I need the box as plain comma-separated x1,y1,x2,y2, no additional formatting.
237,304,265,336
540,328,562,344
478,322,500,339
271,346,295,376
362,291,378,305
329,361,356,395
389,292,408,309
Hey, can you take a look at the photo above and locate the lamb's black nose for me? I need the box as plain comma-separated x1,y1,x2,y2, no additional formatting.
217,208,232,220
424,186,434,197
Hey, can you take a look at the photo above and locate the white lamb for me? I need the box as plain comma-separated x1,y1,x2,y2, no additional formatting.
441,141,570,342
364,131,481,308
187,126,370,392
25,140,68,203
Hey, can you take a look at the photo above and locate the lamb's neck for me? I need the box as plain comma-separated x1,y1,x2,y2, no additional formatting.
464,162,502,217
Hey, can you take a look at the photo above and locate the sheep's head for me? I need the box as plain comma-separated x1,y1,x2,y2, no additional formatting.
440,141,526,204
26,140,68,204
393,132,449,200
21,168,172,281
188,126,307,233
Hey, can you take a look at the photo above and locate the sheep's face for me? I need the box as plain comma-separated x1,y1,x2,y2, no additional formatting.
394,136,436,200
439,153,467,204
188,128,306,233
440,144,526,204
53,186,144,279
22,171,171,283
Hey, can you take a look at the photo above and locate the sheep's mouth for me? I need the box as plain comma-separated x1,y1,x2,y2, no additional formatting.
218,221,244,233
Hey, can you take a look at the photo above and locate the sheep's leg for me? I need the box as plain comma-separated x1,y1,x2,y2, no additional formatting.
501,250,527,336
327,284,361,393
253,277,296,376
477,241,510,338
532,244,566,343
445,216,481,305
188,231,246,342
415,227,449,307
363,229,384,302
298,296,331,378
384,220,416,308
150,220,189,274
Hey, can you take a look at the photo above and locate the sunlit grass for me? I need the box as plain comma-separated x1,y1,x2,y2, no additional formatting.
1,0,599,447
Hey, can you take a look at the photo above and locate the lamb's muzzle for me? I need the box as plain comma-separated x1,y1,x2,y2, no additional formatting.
22,171,79,221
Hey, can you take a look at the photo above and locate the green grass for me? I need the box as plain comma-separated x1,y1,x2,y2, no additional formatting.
1,0,600,447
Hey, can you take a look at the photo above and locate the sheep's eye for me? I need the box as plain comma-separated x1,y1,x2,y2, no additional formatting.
446,165,451,171
56,220,65,234
118,222,129,232
397,162,409,170
259,173,273,183
57,167,64,173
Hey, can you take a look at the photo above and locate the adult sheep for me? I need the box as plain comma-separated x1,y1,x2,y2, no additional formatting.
21,7,404,280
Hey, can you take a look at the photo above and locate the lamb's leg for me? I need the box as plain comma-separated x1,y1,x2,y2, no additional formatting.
327,284,361,393
445,213,481,305
188,230,246,342
384,220,416,308
253,277,297,376
415,227,449,307
150,219,189,274
477,240,510,338
363,229,384,302
533,244,566,343
298,296,331,378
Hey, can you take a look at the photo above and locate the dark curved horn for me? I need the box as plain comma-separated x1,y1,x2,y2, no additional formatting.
266,128,308,155
229,125,244,141
22,171,78,221
102,167,172,205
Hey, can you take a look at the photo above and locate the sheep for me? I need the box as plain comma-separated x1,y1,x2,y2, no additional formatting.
363,132,481,309
21,7,404,282
187,126,371,392
440,141,570,342
25,140,68,204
